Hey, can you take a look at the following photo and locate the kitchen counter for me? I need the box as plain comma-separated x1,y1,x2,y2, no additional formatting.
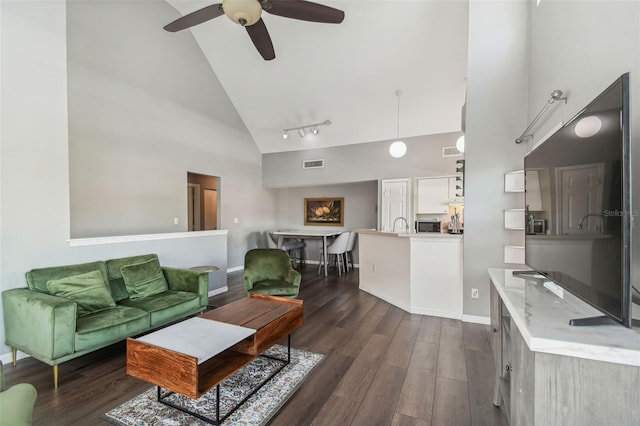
357,230,463,319
356,229,463,238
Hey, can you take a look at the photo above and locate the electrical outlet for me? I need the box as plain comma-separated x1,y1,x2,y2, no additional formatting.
173,217,179,225
233,218,239,224
471,288,479,299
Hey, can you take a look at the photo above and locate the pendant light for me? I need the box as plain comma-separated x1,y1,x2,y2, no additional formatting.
389,89,407,158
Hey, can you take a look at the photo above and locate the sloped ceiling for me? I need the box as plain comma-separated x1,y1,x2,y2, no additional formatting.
165,0,468,153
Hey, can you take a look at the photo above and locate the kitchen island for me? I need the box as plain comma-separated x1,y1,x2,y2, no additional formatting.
357,230,463,319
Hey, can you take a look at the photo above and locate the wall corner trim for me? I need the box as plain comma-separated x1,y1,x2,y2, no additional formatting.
461,314,491,325
68,230,229,247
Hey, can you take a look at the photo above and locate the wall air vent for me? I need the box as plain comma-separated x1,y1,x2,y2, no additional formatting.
442,146,463,157
302,159,325,169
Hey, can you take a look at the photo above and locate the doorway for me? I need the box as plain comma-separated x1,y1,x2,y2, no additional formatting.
187,172,219,231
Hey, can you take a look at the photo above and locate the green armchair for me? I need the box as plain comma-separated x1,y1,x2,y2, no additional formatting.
243,249,301,298
0,361,37,425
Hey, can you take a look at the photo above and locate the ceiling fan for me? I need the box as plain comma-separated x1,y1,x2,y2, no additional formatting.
164,0,345,61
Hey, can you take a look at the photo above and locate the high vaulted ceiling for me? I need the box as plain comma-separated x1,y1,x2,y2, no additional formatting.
165,0,469,153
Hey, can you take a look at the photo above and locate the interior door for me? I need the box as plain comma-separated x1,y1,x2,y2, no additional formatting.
203,189,217,230
556,163,604,235
381,178,411,231
187,183,201,231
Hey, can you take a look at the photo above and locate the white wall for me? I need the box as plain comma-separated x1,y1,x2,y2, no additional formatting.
0,0,273,357
527,0,640,296
262,132,464,188
66,0,275,249
272,181,378,263
463,0,530,317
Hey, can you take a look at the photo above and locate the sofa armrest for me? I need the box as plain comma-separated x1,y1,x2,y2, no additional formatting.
2,288,76,362
161,267,208,308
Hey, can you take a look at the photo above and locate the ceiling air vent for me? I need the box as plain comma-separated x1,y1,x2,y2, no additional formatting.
442,146,463,157
302,159,325,169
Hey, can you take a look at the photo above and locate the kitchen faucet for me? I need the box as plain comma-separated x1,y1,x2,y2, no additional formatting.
577,213,605,233
393,216,410,233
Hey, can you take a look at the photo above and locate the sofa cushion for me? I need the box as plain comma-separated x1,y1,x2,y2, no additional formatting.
26,261,109,295
251,280,300,296
118,290,201,327
105,254,158,302
120,258,168,300
75,305,150,352
46,270,116,317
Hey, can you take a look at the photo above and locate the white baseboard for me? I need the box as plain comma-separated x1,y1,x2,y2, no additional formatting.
462,314,491,325
227,266,243,273
0,350,29,365
208,286,228,297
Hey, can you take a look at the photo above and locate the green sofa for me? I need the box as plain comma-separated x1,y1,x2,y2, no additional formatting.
2,254,209,387
0,360,37,426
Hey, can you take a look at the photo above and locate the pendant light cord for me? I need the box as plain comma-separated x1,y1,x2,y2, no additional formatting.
395,89,402,139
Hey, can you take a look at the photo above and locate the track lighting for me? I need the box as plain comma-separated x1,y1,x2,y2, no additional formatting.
282,120,332,140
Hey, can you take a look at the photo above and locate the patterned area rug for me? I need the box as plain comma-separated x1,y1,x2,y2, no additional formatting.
103,345,323,425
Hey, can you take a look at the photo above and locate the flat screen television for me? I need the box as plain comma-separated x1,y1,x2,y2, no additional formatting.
523,73,633,328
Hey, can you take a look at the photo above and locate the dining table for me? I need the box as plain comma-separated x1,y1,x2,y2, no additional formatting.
272,230,343,276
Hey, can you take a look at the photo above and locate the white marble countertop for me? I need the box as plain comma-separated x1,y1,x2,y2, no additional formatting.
356,229,463,239
488,268,640,366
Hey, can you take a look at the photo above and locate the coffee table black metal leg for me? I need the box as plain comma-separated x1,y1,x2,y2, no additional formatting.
216,385,220,425
156,335,293,425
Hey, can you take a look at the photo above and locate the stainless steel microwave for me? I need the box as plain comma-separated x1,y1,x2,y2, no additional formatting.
415,220,441,233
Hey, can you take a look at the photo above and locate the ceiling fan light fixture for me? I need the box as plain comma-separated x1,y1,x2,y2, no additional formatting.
298,128,307,138
311,127,319,135
282,131,289,140
222,0,262,26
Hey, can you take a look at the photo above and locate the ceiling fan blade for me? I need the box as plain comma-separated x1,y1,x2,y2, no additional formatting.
164,4,224,32
265,0,345,24
246,18,275,60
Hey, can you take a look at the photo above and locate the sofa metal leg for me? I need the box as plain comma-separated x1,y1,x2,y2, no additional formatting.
12,347,17,366
53,365,58,388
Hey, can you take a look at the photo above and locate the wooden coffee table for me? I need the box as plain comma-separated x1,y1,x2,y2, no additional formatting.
126,294,303,424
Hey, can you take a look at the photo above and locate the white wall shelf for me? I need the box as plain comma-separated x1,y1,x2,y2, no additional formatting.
504,209,525,230
504,170,524,193
504,245,525,264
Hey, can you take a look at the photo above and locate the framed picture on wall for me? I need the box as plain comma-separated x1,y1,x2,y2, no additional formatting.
304,197,344,226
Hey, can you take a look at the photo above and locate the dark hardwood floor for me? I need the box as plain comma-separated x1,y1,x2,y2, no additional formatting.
3,265,508,426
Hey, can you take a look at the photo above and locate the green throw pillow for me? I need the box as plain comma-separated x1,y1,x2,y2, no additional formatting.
120,258,168,300
46,270,116,317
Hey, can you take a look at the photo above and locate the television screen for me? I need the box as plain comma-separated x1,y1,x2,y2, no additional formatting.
524,73,632,327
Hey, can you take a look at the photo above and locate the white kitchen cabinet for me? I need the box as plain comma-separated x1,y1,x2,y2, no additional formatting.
416,177,449,213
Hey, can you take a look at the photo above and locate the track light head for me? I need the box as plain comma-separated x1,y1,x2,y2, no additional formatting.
282,119,331,140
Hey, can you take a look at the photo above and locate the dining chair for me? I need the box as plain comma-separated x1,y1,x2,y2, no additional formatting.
264,231,306,268
317,231,350,276
345,231,357,271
